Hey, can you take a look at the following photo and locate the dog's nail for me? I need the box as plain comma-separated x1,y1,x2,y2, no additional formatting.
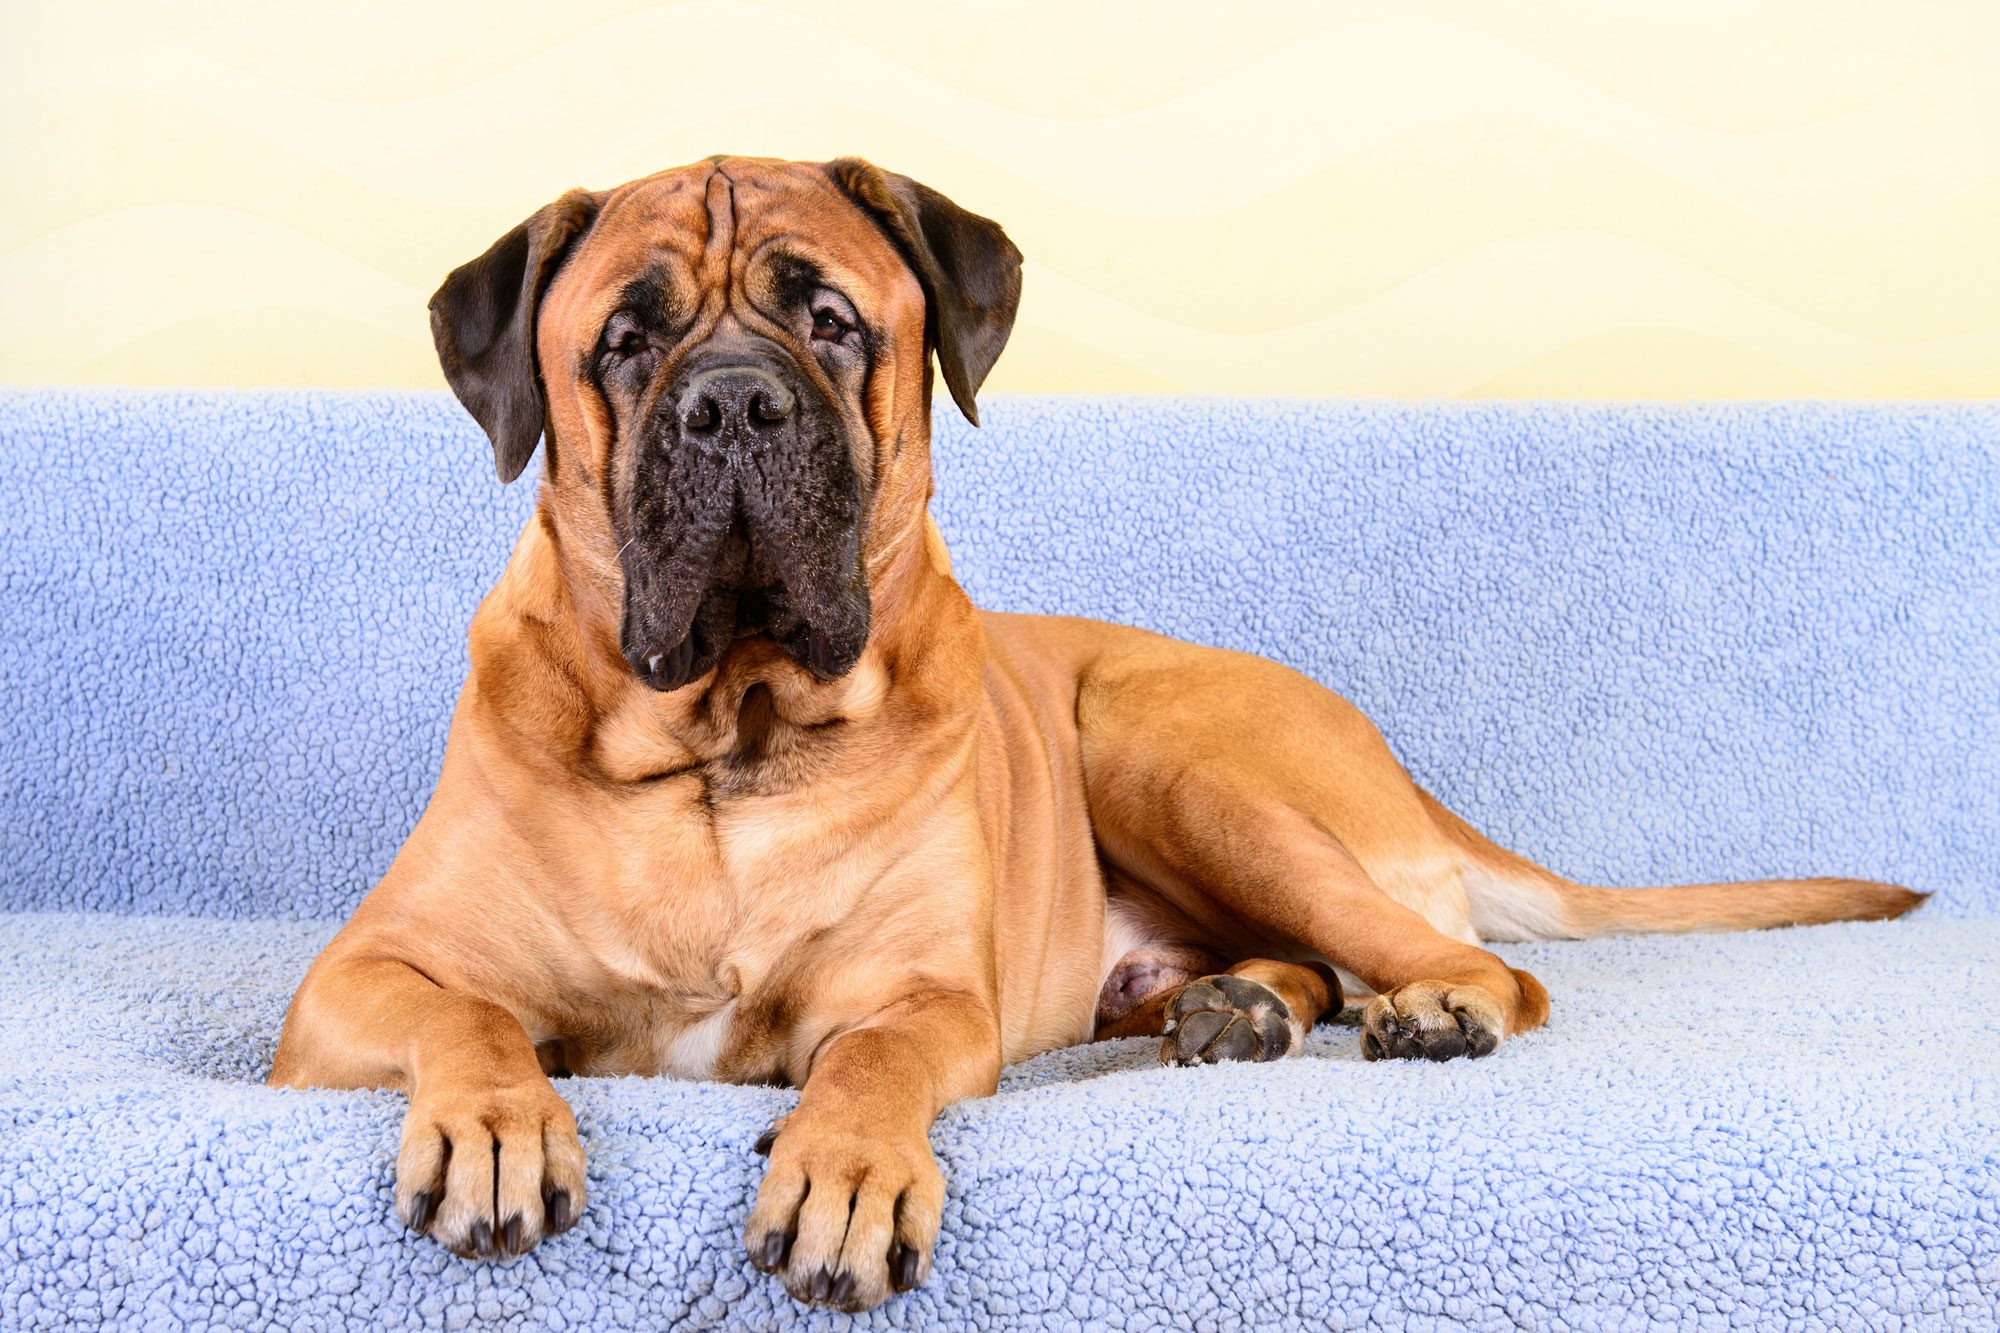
758,1230,790,1271
831,1270,856,1305
810,1266,835,1301
502,1215,524,1255
406,1191,435,1234
894,1243,922,1291
469,1219,493,1257
668,636,694,682
753,1125,778,1156
545,1188,572,1232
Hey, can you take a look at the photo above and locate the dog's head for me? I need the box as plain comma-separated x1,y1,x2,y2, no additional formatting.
429,157,1021,692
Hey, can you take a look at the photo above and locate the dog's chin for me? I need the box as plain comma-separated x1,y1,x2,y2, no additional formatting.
622,582,870,694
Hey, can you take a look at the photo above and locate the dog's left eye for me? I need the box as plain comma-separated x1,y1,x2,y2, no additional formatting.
807,288,859,345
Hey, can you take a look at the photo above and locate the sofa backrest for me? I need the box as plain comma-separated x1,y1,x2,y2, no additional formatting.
2,391,1995,919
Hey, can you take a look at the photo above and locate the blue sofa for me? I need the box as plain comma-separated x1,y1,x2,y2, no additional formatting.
2,391,1996,1329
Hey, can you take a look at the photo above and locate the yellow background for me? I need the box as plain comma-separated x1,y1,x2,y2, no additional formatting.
3,1,1996,398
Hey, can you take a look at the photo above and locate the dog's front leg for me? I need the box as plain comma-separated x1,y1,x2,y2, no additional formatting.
745,986,1000,1311
270,953,585,1259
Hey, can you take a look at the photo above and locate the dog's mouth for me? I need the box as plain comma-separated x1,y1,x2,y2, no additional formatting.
624,517,867,692
616,413,869,694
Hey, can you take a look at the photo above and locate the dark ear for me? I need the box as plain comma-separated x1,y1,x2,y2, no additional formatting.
429,189,601,482
827,159,1023,426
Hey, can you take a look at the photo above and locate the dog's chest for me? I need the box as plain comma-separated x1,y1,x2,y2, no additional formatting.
653,998,740,1079
608,902,792,1083
580,787,882,1083
588,934,780,1083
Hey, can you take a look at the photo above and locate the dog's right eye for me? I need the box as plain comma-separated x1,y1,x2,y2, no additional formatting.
600,313,652,365
604,322,645,358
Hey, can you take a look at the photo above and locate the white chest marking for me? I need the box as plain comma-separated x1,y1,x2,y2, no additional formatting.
659,1001,737,1078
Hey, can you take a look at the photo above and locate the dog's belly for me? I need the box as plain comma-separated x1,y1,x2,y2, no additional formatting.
1093,880,1376,1016
1094,893,1218,1027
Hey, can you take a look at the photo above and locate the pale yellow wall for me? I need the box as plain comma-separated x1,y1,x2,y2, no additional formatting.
3,0,1996,398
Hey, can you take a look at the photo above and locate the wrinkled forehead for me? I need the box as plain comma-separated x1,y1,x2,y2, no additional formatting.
542,158,924,342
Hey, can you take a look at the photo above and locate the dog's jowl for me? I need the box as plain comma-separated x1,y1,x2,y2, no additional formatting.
270,156,1925,1313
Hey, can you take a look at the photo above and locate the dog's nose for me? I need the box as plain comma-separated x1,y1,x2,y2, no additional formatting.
679,365,795,449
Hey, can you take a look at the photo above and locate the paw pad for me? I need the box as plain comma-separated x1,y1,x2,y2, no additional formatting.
1160,974,1297,1066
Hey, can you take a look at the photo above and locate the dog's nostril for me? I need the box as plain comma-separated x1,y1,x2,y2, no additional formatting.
684,397,720,433
677,366,795,443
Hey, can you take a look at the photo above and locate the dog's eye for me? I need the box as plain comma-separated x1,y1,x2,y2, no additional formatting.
811,307,849,342
601,314,650,362
807,287,860,345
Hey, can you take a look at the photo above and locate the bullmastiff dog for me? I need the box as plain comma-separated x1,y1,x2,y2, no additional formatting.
271,155,1924,1311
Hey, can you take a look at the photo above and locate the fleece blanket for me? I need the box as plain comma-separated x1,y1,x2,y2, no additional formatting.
2,913,1996,1330
2,391,1998,1328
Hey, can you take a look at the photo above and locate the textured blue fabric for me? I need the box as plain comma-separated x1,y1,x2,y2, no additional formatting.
2,391,1997,1327
2,392,1996,921
2,915,1996,1330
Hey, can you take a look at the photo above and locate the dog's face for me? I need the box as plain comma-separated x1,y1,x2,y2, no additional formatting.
429,158,1021,691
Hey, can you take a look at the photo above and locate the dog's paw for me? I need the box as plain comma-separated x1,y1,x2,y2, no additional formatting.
395,1077,586,1260
744,1115,943,1311
1160,973,1300,1066
1361,981,1504,1062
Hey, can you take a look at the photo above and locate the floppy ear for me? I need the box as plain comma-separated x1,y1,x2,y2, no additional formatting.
428,189,601,482
827,159,1023,426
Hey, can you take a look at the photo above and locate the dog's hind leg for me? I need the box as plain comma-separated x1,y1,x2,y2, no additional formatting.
1077,637,1549,1063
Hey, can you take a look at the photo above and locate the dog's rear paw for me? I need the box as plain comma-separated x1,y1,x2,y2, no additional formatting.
1160,974,1300,1066
1361,981,1503,1062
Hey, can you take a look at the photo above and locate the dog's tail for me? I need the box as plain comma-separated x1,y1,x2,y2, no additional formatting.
1416,789,1929,941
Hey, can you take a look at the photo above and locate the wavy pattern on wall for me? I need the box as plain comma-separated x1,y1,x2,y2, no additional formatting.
2,0,1997,396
